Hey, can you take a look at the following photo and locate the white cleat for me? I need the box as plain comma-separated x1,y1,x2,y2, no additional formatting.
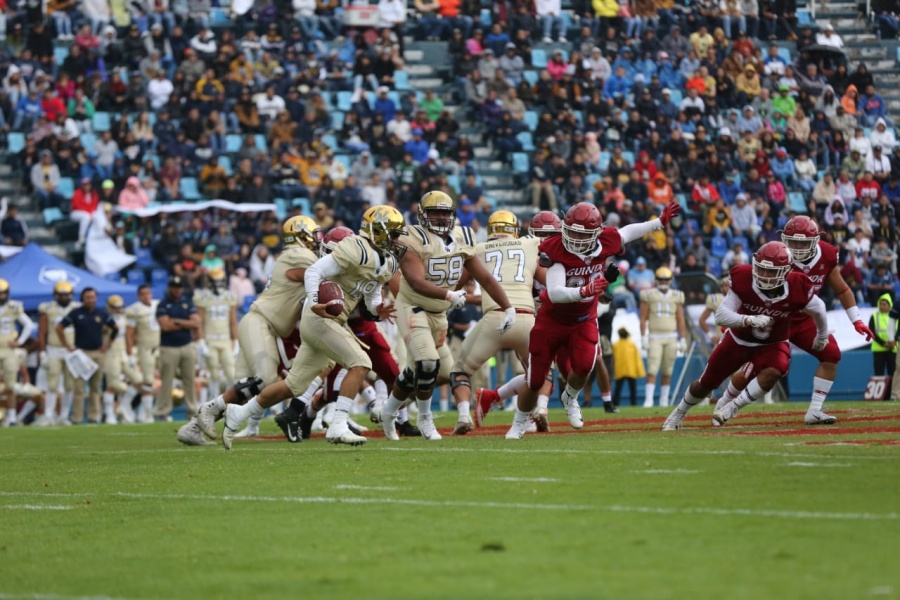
325,424,367,446
104,413,118,425
452,414,474,435
368,399,384,424
196,402,220,439
531,407,550,432
417,414,442,441
526,419,538,433
177,418,214,446
380,405,400,440
505,419,529,439
233,423,260,438
711,395,731,427
661,409,686,431
804,411,837,425
562,397,583,429
712,402,740,426
33,415,56,427
346,417,369,434
56,416,72,426
118,401,136,424
222,404,246,450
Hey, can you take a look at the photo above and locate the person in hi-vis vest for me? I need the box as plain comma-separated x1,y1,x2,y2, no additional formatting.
870,293,898,379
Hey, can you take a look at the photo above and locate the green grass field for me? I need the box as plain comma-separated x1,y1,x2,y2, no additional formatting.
2,402,899,600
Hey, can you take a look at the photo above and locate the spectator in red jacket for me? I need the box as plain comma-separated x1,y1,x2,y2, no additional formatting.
855,170,882,202
40,89,66,122
70,178,99,245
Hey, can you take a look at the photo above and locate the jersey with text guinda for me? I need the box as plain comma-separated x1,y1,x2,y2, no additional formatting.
251,245,318,337
477,236,540,312
397,225,476,312
728,264,816,345
537,229,624,325
328,236,399,325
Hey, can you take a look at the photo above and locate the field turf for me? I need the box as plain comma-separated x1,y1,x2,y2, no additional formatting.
1,401,899,600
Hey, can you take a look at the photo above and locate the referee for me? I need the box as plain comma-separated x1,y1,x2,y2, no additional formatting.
57,287,118,424
156,276,200,420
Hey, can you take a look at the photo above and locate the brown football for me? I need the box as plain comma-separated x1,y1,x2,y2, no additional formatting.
318,281,345,316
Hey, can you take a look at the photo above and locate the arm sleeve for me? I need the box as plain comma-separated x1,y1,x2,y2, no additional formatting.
545,263,584,304
801,295,828,334
714,291,748,328
304,254,342,302
364,286,383,315
16,312,33,345
619,219,664,245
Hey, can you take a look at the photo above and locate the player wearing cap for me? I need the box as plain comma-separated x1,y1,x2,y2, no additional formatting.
0,279,35,426
640,267,687,408
37,280,80,425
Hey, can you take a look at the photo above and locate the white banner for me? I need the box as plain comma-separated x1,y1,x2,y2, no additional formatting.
0,245,23,259
114,200,276,219
85,209,136,276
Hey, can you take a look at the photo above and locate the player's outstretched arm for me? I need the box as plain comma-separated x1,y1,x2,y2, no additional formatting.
619,201,681,245
827,265,873,340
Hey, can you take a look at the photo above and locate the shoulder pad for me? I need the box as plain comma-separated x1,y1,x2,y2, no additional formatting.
539,252,553,268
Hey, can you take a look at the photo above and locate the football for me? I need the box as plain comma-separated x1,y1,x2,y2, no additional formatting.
318,281,345,316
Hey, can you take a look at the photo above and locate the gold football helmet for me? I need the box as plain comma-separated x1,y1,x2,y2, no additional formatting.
655,267,673,291
360,206,408,258
209,267,226,292
419,190,456,235
107,294,125,313
0,278,9,305
282,215,324,254
487,210,519,238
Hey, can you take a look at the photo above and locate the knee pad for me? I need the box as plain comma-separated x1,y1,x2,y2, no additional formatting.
449,371,470,390
397,367,416,394
234,376,264,402
415,359,440,392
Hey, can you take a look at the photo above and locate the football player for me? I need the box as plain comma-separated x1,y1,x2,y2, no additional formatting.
447,210,544,434
186,216,322,445
640,267,687,408
37,281,79,425
125,285,160,423
698,277,730,344
505,201,682,439
713,217,873,425
194,268,238,398
380,192,516,441
662,241,830,430
103,295,141,424
0,279,34,427
219,205,407,448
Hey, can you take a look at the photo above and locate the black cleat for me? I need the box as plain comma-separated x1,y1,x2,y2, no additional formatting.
275,410,302,443
299,406,315,440
603,401,620,414
396,420,420,437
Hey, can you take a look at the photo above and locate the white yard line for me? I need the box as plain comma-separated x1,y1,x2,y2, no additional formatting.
0,593,129,600
784,462,853,468
488,477,561,482
334,484,401,491
2,505,73,511
631,469,700,474
0,490,895,522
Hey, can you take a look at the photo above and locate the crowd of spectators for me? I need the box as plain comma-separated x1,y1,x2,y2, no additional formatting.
1,0,899,310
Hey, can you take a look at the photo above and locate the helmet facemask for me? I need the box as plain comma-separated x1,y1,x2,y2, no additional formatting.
781,233,819,263
562,223,601,255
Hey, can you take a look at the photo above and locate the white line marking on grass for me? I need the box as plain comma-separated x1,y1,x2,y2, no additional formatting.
0,593,129,600
632,469,700,474
2,505,72,511
334,484,401,491
784,462,853,468
488,477,560,483
0,491,896,522
868,586,894,596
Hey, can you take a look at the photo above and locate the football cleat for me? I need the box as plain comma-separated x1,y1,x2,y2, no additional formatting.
222,404,246,450
33,415,55,427
505,419,530,439
474,388,501,427
347,417,369,435
299,406,315,439
196,402,220,439
367,399,384,424
452,414,474,435
274,411,302,443
177,418,214,446
603,401,619,414
661,409,686,431
117,400,136,424
417,414,442,441
381,416,400,441
325,424,367,446
562,396,584,429
233,423,260,438
712,402,739,426
531,407,550,432
396,420,420,437
526,419,538,433
804,411,837,425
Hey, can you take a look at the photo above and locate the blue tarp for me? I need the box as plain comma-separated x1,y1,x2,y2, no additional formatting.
0,243,138,311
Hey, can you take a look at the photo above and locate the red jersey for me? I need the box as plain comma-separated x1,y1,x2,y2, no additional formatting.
728,264,816,345
789,241,838,322
537,229,624,324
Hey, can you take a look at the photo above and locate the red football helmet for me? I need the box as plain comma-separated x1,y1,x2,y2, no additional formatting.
781,215,820,263
752,241,792,290
562,202,603,255
322,226,355,254
529,211,562,238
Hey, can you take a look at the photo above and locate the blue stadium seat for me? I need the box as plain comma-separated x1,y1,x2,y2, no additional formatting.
291,197,311,215
81,132,97,150
335,155,351,170
512,153,529,175
7,132,24,154
480,8,492,27
777,47,791,64
331,111,345,130
523,111,538,130
54,46,68,65
274,198,288,220
531,49,547,69
254,134,266,149
483,195,498,210
599,151,611,172
322,134,338,150
225,134,242,153
92,112,111,132
733,236,750,249
622,151,634,164
708,257,722,277
43,207,64,225
523,70,538,86
134,246,156,268
711,236,728,258
210,7,231,25
447,175,460,191
181,177,201,201
585,173,600,188
797,9,811,25
516,132,535,152
57,177,75,198
127,269,146,285
104,273,121,282
337,91,353,112
145,154,160,170
394,70,411,91
151,268,169,286
668,89,683,105
788,192,807,213
218,155,232,174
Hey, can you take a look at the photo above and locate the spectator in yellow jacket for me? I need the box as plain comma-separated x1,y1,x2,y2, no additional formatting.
613,328,645,407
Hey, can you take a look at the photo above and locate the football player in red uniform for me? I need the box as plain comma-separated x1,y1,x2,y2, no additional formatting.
661,241,830,430
505,200,682,439
712,217,874,425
